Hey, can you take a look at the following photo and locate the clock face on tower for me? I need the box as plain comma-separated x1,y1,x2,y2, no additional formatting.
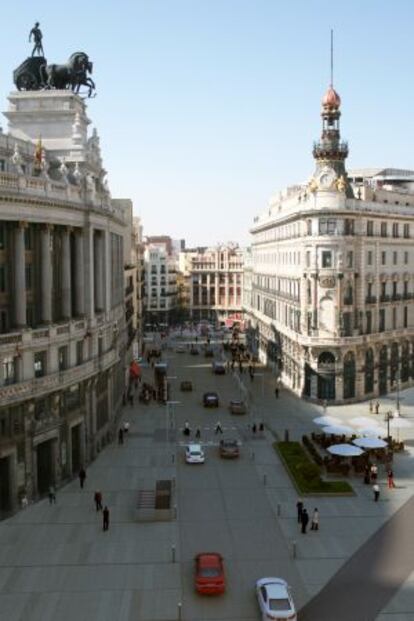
318,168,336,188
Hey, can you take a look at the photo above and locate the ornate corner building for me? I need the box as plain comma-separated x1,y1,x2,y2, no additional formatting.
0,89,129,516
244,85,414,403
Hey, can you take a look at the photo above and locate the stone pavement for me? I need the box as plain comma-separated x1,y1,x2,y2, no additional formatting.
0,332,413,620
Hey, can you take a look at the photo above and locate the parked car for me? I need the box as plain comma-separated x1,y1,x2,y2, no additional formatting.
176,344,185,353
219,439,240,459
185,444,205,464
180,380,192,392
204,347,214,358
203,392,219,407
212,360,226,375
229,400,247,414
195,553,225,594
190,346,199,355
256,577,297,621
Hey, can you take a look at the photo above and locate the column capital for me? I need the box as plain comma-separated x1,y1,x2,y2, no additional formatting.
17,220,28,229
41,223,54,232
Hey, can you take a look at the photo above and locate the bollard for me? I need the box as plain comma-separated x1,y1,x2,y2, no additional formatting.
177,602,182,620
292,540,297,559
172,453,175,464
277,503,281,517
172,544,176,563
263,473,267,486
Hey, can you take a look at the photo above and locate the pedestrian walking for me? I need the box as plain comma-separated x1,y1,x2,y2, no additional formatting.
375,401,380,415
259,422,264,433
215,421,223,434
310,508,319,531
370,463,378,481
252,423,257,435
248,364,254,381
103,506,110,531
275,386,279,399
239,359,243,373
184,420,191,437
94,490,103,511
48,485,56,504
79,467,86,489
296,499,303,524
373,483,380,502
118,428,124,445
123,421,130,434
301,508,309,533
387,469,396,489
195,427,201,440
369,400,373,413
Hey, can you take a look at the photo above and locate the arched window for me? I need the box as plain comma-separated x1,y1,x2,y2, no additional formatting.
317,351,336,400
343,351,356,399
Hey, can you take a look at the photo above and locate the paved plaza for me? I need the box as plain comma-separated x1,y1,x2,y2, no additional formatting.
0,334,414,620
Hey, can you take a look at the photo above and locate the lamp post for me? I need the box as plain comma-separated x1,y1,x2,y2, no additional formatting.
384,410,393,443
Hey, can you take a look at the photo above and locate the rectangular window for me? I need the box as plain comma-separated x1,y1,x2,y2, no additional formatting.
343,312,352,336
307,219,312,235
380,222,387,237
0,265,6,292
306,251,310,267
404,306,408,328
367,221,374,236
393,251,397,266
2,356,16,385
76,341,83,365
379,309,385,332
58,346,68,371
0,225,5,250
392,307,397,330
319,218,337,235
404,251,409,264
346,251,353,268
321,251,332,268
0,160,5,172
34,351,46,378
381,251,386,265
344,219,354,235
25,265,32,290
24,227,32,250
404,281,408,297
366,311,372,334
403,223,410,238
367,282,373,298
392,223,399,238
393,281,397,297
367,250,373,266
381,282,387,298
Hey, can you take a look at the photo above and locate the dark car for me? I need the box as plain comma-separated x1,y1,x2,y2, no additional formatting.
219,439,240,458
229,400,247,415
203,392,219,407
195,553,225,595
190,346,199,355
212,360,226,375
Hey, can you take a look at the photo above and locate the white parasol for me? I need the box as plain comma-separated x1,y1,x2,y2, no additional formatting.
350,416,380,428
322,424,354,436
353,437,388,449
327,443,365,457
357,426,387,438
313,415,341,426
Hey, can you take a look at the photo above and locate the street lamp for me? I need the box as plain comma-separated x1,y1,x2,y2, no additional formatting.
384,410,393,442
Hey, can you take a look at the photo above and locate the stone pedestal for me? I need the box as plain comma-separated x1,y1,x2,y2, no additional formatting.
5,90,90,164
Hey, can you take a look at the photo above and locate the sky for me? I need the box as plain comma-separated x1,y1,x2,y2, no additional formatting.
1,1,414,246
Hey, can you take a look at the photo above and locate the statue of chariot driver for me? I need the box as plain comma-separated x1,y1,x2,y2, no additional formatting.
13,23,96,97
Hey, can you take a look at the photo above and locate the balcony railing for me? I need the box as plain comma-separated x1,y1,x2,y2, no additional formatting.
365,296,377,304
380,295,390,303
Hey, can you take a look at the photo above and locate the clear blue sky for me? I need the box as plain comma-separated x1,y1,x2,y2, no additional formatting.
1,1,414,246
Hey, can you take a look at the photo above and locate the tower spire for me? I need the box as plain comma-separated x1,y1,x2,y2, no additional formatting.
330,29,334,87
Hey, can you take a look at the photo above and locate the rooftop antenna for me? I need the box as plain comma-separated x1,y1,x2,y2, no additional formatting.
330,29,334,87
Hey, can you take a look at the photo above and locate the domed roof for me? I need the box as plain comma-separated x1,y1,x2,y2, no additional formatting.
322,86,341,108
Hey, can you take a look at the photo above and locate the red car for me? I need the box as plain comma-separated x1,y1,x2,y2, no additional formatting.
194,553,225,595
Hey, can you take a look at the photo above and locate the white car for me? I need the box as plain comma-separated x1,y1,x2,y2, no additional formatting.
256,577,297,621
185,444,205,464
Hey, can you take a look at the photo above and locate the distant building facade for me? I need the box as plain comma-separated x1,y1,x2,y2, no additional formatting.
245,85,414,403
144,237,178,326
180,244,244,323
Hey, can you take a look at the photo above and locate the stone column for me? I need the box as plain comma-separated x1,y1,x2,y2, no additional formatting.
74,228,85,316
40,225,52,323
104,230,111,313
61,227,72,320
94,231,104,312
14,222,27,328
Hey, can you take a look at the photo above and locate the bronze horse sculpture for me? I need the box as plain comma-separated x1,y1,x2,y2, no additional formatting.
40,52,95,97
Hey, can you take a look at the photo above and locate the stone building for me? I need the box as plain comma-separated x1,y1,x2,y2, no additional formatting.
0,88,129,515
144,237,178,327
245,84,414,403
181,244,244,323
